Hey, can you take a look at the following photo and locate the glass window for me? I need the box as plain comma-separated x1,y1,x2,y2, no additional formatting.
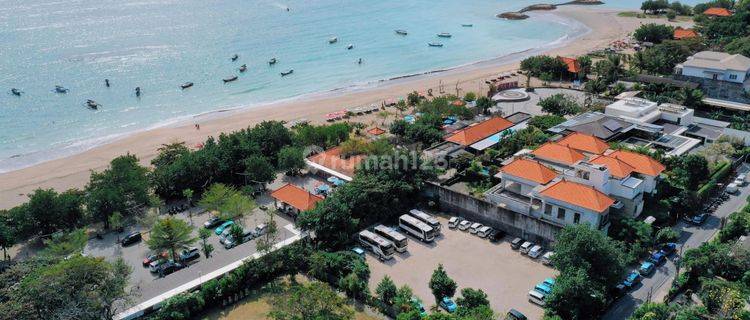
574,212,581,224
557,208,566,220
729,74,738,80
544,204,552,215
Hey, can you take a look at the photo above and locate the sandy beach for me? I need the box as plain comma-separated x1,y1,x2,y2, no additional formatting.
0,7,677,209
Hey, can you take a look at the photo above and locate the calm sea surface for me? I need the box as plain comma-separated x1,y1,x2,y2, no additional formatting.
0,0,702,172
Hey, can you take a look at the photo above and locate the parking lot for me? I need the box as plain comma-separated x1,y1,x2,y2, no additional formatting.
84,196,297,305
366,216,556,319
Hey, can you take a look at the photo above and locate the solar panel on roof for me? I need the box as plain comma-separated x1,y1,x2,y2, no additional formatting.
602,119,623,132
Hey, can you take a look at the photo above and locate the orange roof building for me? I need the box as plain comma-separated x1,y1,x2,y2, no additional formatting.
608,150,666,176
558,56,581,74
673,27,698,40
540,180,615,213
306,146,366,181
556,132,609,154
532,142,586,165
367,127,386,136
271,184,323,213
589,155,636,179
445,117,514,146
499,158,557,184
703,7,732,17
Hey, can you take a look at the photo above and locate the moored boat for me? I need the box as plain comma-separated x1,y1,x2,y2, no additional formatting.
437,32,452,38
54,85,69,93
346,44,354,50
223,75,238,83
329,37,338,44
10,88,21,96
428,42,443,47
85,99,100,110
268,58,277,65
239,64,247,72
180,82,194,89
231,54,238,61
280,69,294,76
461,24,473,27
395,29,408,35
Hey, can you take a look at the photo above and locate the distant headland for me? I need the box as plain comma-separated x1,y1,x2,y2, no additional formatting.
497,0,604,20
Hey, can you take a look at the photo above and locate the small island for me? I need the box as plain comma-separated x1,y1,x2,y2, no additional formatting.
497,0,603,20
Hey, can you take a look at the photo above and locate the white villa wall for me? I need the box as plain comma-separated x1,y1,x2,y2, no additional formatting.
681,66,747,83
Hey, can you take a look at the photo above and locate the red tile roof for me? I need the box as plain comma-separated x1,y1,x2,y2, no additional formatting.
559,56,581,74
673,27,698,40
703,7,731,17
556,132,609,154
306,146,366,178
609,150,666,177
367,127,386,135
271,184,323,212
532,142,586,165
540,180,615,213
500,158,558,184
589,155,636,179
445,117,514,146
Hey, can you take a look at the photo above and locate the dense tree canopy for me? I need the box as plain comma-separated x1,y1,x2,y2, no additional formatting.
634,24,675,44
538,93,581,116
86,154,150,226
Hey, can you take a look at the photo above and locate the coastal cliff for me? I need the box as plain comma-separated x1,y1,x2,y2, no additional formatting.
497,0,603,20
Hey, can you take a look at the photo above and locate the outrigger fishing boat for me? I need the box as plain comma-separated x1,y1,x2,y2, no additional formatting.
10,88,21,96
239,64,247,72
346,44,354,50
231,54,238,61
428,42,444,47
85,99,100,110
180,82,194,89
280,69,294,76
437,32,452,38
329,37,338,44
395,29,408,35
54,85,69,93
268,58,277,65
461,24,473,27
223,75,238,83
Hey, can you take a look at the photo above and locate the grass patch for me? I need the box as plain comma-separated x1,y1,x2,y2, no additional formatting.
617,11,693,21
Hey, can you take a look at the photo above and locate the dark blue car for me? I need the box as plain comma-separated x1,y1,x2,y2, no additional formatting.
649,251,666,265
659,242,677,256
691,213,708,225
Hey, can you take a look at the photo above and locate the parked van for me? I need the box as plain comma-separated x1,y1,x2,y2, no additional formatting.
528,245,543,258
476,226,492,238
520,241,533,254
541,251,555,265
528,290,545,306
448,217,461,229
469,222,483,234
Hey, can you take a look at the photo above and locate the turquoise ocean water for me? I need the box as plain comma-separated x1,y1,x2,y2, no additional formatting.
0,0,701,172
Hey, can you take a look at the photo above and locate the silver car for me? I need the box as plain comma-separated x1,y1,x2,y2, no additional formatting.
458,220,472,231
469,222,483,234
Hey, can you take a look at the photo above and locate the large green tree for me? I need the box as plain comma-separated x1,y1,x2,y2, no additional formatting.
552,224,627,290
429,264,458,303
633,24,674,44
86,154,150,226
269,281,354,320
277,146,305,175
545,269,607,320
147,217,197,261
538,94,581,116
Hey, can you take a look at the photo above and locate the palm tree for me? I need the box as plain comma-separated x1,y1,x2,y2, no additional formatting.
147,217,197,261
607,54,624,81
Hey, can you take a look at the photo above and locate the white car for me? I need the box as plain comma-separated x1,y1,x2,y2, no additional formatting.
528,245,544,258
448,217,461,229
520,241,534,254
727,183,739,194
477,226,492,238
733,177,745,187
469,222,483,234
541,251,555,265
458,220,472,231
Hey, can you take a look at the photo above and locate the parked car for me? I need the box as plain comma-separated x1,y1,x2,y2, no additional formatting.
476,226,492,238
215,221,235,235
218,228,233,244
610,283,627,300
534,283,552,295
149,259,167,273
528,245,544,258
649,251,666,265
510,237,524,250
121,232,142,246
159,261,185,276
143,252,168,266
727,183,739,194
528,290,546,306
489,229,505,243
543,278,555,288
448,217,461,229
520,241,534,254
691,213,709,225
253,224,268,237
623,271,641,288
225,230,255,249
659,242,677,256
458,220,472,231
469,222,483,234
639,261,655,276
541,251,555,265
439,297,457,313
179,247,200,262
410,297,428,317
734,177,745,187
203,217,224,229
505,309,528,320
352,247,365,258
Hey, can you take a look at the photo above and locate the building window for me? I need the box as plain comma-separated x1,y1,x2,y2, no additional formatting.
557,208,566,220
729,74,738,80
544,204,552,215
574,212,581,224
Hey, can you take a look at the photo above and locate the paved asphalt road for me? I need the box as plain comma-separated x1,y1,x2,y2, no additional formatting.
603,163,750,320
